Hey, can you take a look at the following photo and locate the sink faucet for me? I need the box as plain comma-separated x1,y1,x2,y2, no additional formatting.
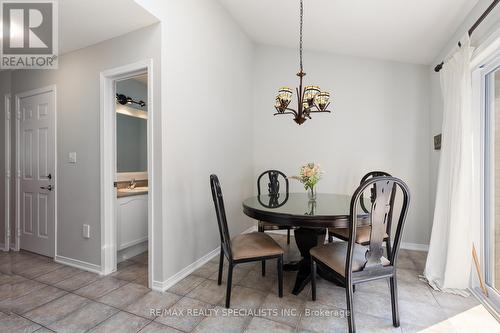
128,178,136,189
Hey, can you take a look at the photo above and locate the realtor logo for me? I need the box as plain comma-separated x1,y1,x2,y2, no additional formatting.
1,0,58,69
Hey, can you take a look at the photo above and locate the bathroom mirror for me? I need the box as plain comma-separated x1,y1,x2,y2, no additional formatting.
116,75,148,173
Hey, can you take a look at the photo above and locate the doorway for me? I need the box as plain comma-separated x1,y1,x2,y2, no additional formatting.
483,56,500,312
114,74,149,284
14,86,57,257
100,60,154,288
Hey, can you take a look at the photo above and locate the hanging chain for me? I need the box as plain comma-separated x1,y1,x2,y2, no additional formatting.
299,0,303,72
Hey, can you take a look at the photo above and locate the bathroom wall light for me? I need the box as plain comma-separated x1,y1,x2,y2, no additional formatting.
116,93,146,108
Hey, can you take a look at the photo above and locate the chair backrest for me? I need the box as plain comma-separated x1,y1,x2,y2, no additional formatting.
359,171,392,213
346,177,410,276
257,170,289,196
210,175,232,259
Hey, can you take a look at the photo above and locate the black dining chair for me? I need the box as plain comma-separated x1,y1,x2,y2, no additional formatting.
328,171,395,256
210,174,284,308
310,176,410,333
257,170,294,245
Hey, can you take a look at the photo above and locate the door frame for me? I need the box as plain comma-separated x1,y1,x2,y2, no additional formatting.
475,50,500,317
14,85,58,256
100,59,154,288
4,94,11,252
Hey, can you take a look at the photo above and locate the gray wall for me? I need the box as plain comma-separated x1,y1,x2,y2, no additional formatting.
116,114,147,173
137,0,256,282
253,45,432,246
9,24,162,279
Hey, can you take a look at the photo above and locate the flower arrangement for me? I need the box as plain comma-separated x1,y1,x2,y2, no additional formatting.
290,163,323,200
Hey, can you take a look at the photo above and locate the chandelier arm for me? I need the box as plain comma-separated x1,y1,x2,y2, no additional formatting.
273,111,298,117
309,110,331,114
274,106,298,117
286,107,298,116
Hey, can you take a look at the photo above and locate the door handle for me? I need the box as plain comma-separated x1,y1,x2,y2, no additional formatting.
40,185,54,191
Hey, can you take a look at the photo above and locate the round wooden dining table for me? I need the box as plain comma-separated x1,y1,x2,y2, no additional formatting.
242,192,370,295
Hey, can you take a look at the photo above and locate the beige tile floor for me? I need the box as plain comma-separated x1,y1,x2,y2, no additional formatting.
0,234,498,333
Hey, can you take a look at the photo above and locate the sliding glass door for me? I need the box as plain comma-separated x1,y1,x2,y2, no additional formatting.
484,60,500,308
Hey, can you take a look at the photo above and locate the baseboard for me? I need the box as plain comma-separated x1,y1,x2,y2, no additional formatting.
241,226,257,234
119,237,148,251
55,255,102,275
117,241,148,263
258,227,430,251
400,242,429,252
152,246,220,292
152,225,257,292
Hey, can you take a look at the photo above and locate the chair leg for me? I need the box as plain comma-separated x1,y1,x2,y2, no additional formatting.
261,260,266,276
386,238,392,260
217,247,224,285
346,281,355,333
311,259,317,301
277,255,283,297
389,276,400,327
225,263,233,308
287,228,291,244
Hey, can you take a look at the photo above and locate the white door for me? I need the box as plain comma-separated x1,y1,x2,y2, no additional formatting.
18,88,56,257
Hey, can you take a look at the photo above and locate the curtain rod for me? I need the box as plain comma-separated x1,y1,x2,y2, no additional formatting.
434,0,500,73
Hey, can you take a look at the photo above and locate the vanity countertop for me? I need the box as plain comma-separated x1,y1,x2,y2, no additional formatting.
117,187,148,198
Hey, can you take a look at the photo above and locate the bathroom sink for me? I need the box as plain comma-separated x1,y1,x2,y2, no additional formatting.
124,186,148,192
117,186,148,197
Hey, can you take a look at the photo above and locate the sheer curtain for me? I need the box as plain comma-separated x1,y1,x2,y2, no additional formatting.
424,35,476,295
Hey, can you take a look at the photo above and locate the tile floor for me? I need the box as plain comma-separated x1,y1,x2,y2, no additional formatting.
0,234,498,333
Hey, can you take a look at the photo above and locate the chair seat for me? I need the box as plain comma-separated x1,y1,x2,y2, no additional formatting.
329,226,388,244
258,221,292,230
231,232,284,260
310,242,390,277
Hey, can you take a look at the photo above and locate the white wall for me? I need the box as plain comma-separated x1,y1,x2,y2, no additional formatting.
137,0,255,282
9,24,162,280
253,45,432,246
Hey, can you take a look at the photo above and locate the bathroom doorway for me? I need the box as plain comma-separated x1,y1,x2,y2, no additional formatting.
100,60,155,288
113,74,149,286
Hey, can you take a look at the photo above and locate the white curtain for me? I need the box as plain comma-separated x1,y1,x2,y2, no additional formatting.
424,35,476,295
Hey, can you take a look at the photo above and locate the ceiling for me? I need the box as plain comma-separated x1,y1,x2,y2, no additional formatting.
217,0,479,65
59,0,158,55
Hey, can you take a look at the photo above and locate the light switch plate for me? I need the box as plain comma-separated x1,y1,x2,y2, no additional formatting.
82,224,90,239
69,152,77,164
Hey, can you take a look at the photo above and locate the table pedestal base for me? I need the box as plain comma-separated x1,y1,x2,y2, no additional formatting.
289,227,344,295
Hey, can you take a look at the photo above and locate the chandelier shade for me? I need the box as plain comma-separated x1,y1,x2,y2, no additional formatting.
315,91,330,111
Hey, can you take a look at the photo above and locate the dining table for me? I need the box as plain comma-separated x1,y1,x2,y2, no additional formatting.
242,192,370,295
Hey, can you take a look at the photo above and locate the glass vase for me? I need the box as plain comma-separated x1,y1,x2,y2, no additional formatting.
307,186,317,201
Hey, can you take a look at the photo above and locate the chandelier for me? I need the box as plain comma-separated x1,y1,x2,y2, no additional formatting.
274,0,332,125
